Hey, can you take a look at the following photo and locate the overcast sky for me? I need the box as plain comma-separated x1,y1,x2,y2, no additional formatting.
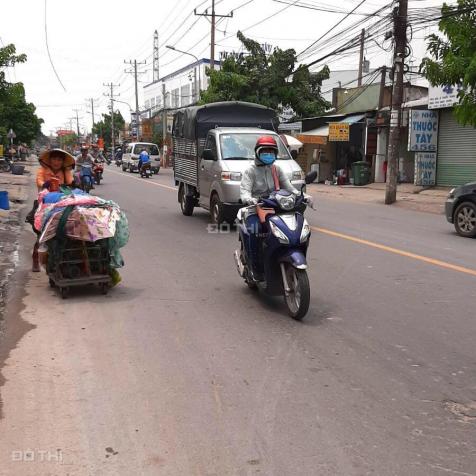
1,0,446,134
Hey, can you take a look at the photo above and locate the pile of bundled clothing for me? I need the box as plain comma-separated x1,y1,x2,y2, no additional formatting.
33,187,129,279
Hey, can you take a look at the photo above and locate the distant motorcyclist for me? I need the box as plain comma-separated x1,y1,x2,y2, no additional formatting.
114,147,123,161
76,145,94,167
137,148,150,171
75,145,95,189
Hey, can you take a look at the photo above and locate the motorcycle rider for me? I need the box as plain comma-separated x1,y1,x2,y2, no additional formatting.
240,136,305,275
76,145,94,167
137,148,150,173
115,147,123,161
75,145,95,188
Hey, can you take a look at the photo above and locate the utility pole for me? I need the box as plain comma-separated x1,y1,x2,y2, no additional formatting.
194,0,233,69
103,82,120,153
385,0,408,205
72,109,81,136
153,30,160,82
357,28,365,86
85,98,98,140
67,117,75,134
125,59,147,140
162,82,168,167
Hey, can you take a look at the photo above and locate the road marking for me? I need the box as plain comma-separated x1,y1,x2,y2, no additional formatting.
107,168,177,191
312,226,476,277
107,167,476,277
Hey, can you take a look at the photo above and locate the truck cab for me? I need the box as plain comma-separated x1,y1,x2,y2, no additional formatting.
199,128,305,223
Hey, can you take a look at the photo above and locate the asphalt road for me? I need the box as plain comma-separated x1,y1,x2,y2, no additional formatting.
0,166,475,476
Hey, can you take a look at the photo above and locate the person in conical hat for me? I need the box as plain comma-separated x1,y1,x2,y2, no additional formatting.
36,148,75,191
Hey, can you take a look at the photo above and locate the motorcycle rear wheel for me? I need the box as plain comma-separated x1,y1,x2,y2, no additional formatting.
284,266,310,321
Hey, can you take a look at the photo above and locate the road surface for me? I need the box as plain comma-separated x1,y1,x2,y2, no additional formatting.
0,166,475,476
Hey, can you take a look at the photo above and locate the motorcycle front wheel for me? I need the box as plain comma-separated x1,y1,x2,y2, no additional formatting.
284,266,310,321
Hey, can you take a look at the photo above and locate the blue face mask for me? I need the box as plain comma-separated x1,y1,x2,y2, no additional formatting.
259,152,276,165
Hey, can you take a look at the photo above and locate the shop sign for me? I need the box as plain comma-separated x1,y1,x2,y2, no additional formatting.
408,109,438,152
414,152,437,186
328,123,349,141
428,85,460,109
297,134,327,145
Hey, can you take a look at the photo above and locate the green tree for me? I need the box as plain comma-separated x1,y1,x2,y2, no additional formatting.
420,0,476,126
0,43,43,145
200,31,330,118
0,43,26,88
0,83,43,144
61,132,78,148
92,111,125,147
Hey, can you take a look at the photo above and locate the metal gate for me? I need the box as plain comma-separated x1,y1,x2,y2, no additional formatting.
437,109,476,186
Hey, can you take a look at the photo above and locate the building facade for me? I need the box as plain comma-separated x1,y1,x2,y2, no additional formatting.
143,59,220,115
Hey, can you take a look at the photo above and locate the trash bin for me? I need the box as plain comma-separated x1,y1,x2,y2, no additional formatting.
0,191,9,210
11,164,25,175
352,161,370,186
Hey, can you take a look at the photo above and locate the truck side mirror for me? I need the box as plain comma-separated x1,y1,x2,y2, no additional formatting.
290,150,298,160
305,171,317,184
201,149,216,161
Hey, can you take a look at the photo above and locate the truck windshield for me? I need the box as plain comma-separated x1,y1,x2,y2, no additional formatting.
219,133,291,160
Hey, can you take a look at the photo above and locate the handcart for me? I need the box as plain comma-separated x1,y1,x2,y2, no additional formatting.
46,238,112,299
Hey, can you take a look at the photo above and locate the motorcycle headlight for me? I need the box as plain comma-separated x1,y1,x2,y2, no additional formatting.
276,193,296,211
300,219,311,243
269,221,289,244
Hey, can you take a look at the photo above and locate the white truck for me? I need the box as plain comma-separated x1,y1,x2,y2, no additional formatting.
173,101,304,224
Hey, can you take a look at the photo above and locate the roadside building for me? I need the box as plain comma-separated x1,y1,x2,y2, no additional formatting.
427,86,476,186
143,58,219,114
292,76,427,184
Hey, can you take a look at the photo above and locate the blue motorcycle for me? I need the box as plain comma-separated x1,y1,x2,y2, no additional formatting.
79,164,94,192
234,171,317,320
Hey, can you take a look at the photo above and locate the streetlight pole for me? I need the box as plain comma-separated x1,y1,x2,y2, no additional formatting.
114,99,135,139
166,45,201,102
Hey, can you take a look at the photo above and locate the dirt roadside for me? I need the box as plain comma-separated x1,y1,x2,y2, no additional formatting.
0,158,36,330
307,182,450,215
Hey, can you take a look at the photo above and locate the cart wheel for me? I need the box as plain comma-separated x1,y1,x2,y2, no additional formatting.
49,278,56,288
60,287,69,299
100,283,109,295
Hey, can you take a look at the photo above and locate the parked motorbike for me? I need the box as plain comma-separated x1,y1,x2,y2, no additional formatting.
79,164,94,192
234,171,317,320
0,156,12,173
93,162,104,185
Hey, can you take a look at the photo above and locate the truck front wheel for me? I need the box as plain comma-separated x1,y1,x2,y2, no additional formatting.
210,193,226,225
179,184,195,216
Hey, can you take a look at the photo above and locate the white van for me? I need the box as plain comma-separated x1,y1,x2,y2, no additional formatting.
122,142,161,174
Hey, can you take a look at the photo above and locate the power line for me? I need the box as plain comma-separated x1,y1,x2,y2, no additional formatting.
297,0,368,59
44,0,66,92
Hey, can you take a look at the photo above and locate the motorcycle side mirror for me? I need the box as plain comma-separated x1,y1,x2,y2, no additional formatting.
305,171,317,184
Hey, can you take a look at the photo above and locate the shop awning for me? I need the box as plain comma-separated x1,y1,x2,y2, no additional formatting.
283,134,303,149
338,113,366,125
297,113,366,144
